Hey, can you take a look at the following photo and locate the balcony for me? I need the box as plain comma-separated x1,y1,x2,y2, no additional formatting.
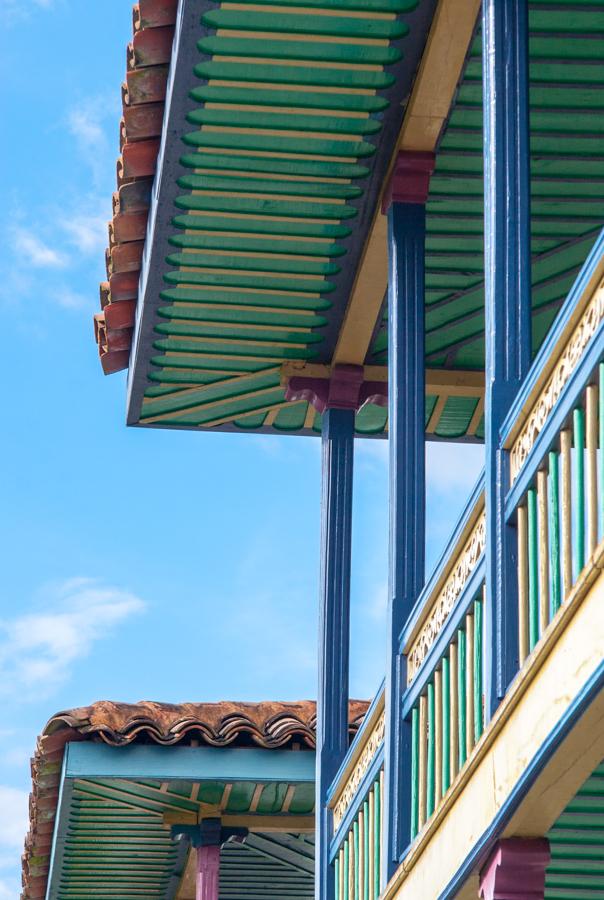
328,230,604,898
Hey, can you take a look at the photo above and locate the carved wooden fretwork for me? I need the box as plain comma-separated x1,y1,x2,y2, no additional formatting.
406,511,486,685
332,711,385,831
510,281,604,483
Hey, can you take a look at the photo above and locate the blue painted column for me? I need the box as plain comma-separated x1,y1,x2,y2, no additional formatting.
482,0,532,716
382,151,433,881
316,406,355,900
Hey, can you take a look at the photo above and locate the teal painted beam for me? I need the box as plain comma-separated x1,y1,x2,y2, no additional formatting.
63,742,316,783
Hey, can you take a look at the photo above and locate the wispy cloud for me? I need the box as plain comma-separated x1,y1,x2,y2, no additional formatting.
0,0,56,26
66,96,119,189
61,211,108,256
11,227,66,269
0,578,146,699
0,787,28,851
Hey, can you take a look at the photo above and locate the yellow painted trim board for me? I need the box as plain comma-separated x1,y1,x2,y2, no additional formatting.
332,0,481,368
382,541,604,900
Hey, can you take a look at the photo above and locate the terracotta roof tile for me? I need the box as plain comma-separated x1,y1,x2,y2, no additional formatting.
22,698,367,899
94,0,174,375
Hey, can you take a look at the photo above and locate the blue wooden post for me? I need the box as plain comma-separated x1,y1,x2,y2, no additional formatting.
316,406,355,900
483,0,532,716
382,151,433,880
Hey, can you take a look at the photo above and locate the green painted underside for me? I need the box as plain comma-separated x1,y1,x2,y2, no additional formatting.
545,759,604,900
55,776,314,898
138,0,603,440
371,1,604,392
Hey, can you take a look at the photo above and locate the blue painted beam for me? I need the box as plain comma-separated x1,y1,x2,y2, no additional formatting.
384,199,427,878
63,742,316,783
482,0,532,717
316,407,355,900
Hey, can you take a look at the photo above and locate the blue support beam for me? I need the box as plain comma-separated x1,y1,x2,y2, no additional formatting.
384,198,427,877
482,0,532,715
316,407,355,900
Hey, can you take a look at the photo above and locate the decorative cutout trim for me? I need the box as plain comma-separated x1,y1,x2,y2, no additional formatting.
332,711,385,830
510,280,604,483
407,512,486,685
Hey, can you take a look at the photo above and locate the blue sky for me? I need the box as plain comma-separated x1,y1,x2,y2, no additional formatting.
0,2,483,896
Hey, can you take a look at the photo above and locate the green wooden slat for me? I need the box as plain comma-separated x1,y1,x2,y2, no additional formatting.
160,287,332,311
202,9,409,40
141,371,281,419
186,106,382,135
426,681,435,820
549,450,562,616
373,779,381,899
190,84,389,113
182,128,377,158
363,798,370,900
457,629,467,768
411,706,419,841
193,60,395,90
169,232,347,258
158,306,328,330
177,173,363,200
197,36,403,66
223,0,416,10
335,853,340,899
473,597,483,742
154,321,323,345
174,191,358,219
441,658,451,794
164,268,336,294
166,250,340,276
153,338,317,360
179,151,370,179
354,818,360,900
574,407,586,574
528,487,540,650
171,213,352,239
344,837,350,900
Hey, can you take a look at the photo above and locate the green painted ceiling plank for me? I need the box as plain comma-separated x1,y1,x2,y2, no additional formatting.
186,106,382,135
174,192,358,219
234,410,269,429
166,387,286,427
164,269,336,294
466,60,604,84
197,36,403,65
273,403,309,431
171,213,352,239
160,287,332,311
169,232,347,258
194,60,395,89
182,129,377,158
254,783,289,814
154,321,324,345
158,305,328,329
179,151,370,179
528,9,604,32
177,173,363,200
355,403,388,434
166,250,340,276
288,784,315,815
202,8,409,39
152,338,318,360
458,83,604,107
150,354,283,371
435,397,479,440
451,107,604,135
141,371,282,418
190,84,389,113
222,0,416,10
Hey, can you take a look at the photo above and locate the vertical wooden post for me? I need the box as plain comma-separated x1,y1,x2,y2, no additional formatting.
483,0,532,716
383,151,433,879
196,845,220,900
316,406,355,900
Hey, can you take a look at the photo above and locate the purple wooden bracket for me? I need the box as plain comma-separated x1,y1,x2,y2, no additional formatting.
382,150,436,212
479,838,551,900
285,364,387,414
196,845,220,900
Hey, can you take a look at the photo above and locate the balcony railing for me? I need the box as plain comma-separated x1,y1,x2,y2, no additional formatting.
328,690,385,899
327,230,604,897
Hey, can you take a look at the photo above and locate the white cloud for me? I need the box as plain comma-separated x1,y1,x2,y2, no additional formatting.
66,97,119,188
50,285,88,311
0,0,55,26
0,579,145,699
61,212,108,256
11,227,66,269
0,787,28,851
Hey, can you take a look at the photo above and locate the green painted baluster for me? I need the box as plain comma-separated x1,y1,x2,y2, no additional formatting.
549,451,562,616
527,487,539,650
363,799,369,900
457,629,467,768
335,853,340,900
600,364,604,543
343,835,349,900
353,819,359,900
473,598,483,741
373,778,381,899
410,706,419,840
442,657,451,793
426,681,435,819
574,406,586,575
